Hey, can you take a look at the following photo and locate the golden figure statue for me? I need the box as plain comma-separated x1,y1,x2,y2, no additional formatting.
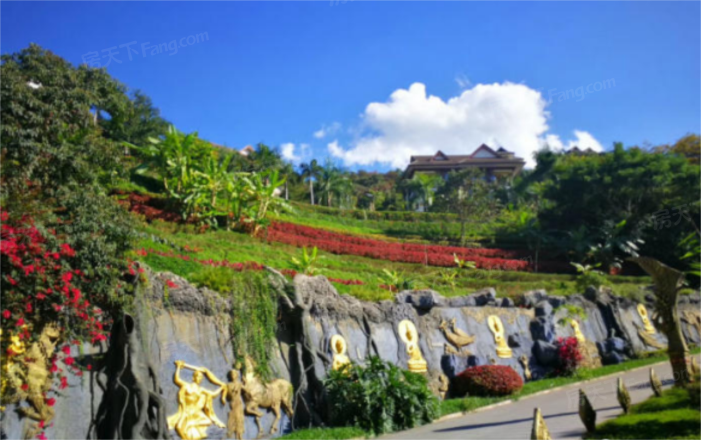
398,320,427,373
330,335,351,371
167,361,226,440
636,324,666,349
222,370,245,440
487,315,512,358
241,357,294,439
519,354,532,381
637,304,656,334
530,407,551,440
570,320,586,344
2,324,60,437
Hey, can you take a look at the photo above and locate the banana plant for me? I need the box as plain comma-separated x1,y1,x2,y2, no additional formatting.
248,170,293,233
290,246,320,275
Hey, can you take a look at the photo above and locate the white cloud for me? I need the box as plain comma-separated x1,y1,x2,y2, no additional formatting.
543,130,604,153
281,143,300,163
281,142,312,164
313,122,341,139
330,82,604,168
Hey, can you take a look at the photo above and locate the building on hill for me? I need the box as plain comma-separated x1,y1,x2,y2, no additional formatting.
403,144,525,180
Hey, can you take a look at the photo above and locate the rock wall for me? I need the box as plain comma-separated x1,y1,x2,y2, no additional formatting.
2,267,699,440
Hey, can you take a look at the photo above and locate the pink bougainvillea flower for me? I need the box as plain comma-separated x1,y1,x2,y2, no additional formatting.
45,397,56,407
2,310,10,319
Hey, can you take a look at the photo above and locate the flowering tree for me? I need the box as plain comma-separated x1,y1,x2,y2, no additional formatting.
1,210,110,435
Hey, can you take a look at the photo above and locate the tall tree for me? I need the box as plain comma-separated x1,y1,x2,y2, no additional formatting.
299,159,321,205
433,168,500,245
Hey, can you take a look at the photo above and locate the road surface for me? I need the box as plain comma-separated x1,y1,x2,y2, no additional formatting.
383,360,685,439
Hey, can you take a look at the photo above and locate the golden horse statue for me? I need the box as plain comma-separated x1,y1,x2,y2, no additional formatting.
241,357,294,439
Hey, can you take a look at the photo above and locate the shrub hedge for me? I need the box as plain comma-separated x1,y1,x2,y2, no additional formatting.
454,365,524,397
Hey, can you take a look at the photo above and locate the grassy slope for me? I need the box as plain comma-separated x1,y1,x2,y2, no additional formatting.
134,220,649,302
586,383,700,439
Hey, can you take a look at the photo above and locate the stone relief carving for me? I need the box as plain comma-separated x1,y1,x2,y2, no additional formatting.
439,318,475,355
167,361,226,440
487,315,512,358
330,334,351,371
398,320,427,373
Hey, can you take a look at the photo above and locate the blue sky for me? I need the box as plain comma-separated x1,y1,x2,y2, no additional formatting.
3,1,699,170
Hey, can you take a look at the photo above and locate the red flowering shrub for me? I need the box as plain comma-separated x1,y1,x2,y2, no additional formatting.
454,365,524,397
554,337,583,376
1,211,110,406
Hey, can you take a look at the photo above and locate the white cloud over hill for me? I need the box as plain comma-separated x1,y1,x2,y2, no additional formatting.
327,82,603,169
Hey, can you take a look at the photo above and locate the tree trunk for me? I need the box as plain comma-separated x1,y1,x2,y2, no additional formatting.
285,181,289,201
309,180,314,205
630,256,691,387
662,308,691,387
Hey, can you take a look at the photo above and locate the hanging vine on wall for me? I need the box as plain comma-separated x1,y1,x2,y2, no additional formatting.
228,271,278,381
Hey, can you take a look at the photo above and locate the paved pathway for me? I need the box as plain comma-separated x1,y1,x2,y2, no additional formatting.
383,360,688,439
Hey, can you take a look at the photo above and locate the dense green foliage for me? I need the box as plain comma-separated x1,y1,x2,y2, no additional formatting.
324,356,439,435
1,44,136,315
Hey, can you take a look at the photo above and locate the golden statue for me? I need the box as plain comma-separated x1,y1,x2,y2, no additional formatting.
398,320,427,373
2,324,60,437
570,320,586,344
330,335,351,371
519,354,532,381
636,323,666,349
439,318,475,353
487,315,512,358
167,361,226,440
221,370,245,440
241,357,294,438
637,304,656,334
530,407,551,440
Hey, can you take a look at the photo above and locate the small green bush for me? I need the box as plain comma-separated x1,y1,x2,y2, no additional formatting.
574,270,608,292
325,356,439,435
189,266,237,292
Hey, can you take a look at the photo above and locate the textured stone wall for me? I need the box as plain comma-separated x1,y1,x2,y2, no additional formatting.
2,267,699,440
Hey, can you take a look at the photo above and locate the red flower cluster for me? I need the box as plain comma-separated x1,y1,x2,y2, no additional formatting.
454,365,524,397
1,210,108,426
139,248,364,287
554,336,583,376
267,222,532,271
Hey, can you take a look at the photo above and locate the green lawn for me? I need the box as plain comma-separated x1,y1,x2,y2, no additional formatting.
585,384,700,439
439,349,700,417
134,220,650,302
278,427,367,440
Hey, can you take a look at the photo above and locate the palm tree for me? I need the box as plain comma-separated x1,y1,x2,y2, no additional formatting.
415,173,442,211
318,161,345,207
299,159,321,205
279,162,296,201
250,143,282,173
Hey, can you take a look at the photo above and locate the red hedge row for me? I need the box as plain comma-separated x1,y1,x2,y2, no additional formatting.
454,365,524,397
267,222,532,272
